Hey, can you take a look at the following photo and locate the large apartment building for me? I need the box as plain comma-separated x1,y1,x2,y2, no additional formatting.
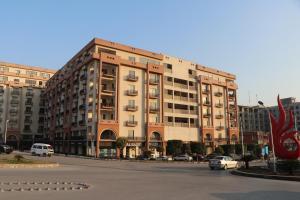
0,62,56,149
45,38,239,157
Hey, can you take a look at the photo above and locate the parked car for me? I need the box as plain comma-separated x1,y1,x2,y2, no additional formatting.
31,143,54,157
204,153,221,161
209,156,239,170
156,156,173,161
0,144,13,154
173,155,193,161
192,154,205,161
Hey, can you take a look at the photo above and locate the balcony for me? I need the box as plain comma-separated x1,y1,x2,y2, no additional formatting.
204,139,214,146
0,89,4,93
9,109,17,114
126,90,138,96
228,94,235,101
128,136,145,141
229,104,236,110
150,136,162,141
25,101,33,106
72,122,78,127
80,89,86,95
214,91,223,97
80,73,87,80
149,78,159,85
11,90,20,95
72,107,78,113
126,105,138,112
215,103,223,108
216,126,225,131
10,99,19,105
174,122,189,127
202,89,210,94
101,104,114,110
79,120,86,126
23,129,32,133
24,110,33,115
203,101,211,106
24,119,33,124
0,108,3,113
127,74,138,82
149,106,159,113
215,114,224,119
102,72,116,79
26,92,34,97
149,92,159,99
126,121,137,127
203,113,211,118
79,104,86,110
101,88,115,95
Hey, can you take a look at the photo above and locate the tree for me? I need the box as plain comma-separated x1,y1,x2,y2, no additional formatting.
115,137,127,159
214,146,224,155
220,145,235,156
182,143,192,155
166,140,183,156
156,146,164,154
242,154,256,169
247,144,261,158
190,142,205,154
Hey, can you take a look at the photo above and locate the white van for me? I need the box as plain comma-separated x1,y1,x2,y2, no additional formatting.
31,143,54,157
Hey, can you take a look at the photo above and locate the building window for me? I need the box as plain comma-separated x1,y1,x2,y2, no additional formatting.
129,85,135,92
128,100,135,106
14,79,20,83
0,66,9,72
128,130,134,138
26,71,38,77
0,76,8,82
25,79,36,86
129,115,135,122
39,81,43,86
128,56,136,62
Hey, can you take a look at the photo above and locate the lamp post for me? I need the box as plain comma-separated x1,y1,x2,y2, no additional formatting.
4,120,9,145
258,101,276,173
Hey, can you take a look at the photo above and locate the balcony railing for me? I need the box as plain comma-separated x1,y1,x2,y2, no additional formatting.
214,91,223,97
149,92,159,99
126,90,138,96
215,114,224,119
149,107,159,113
203,101,211,106
79,104,86,110
174,122,189,127
127,75,138,82
216,126,225,131
150,137,162,141
79,120,86,126
24,119,33,124
203,113,211,118
25,101,33,106
26,92,34,97
149,79,159,85
101,104,114,110
128,136,145,141
126,121,137,127
102,72,116,79
24,110,33,114
10,100,19,105
126,105,138,112
11,91,20,95
215,103,223,108
202,89,210,94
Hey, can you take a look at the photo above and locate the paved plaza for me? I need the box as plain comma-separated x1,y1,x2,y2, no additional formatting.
0,154,299,200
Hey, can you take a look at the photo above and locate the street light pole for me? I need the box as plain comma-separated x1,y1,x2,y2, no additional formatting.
4,120,9,145
258,101,276,174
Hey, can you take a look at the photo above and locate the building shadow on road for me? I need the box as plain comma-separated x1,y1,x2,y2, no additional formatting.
212,191,300,200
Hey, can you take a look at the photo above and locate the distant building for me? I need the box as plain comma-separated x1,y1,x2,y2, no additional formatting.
0,61,56,149
238,97,300,146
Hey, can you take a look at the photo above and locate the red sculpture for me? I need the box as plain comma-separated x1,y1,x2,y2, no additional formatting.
269,96,300,159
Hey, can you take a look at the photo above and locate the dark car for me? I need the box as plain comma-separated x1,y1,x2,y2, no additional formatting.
0,144,13,154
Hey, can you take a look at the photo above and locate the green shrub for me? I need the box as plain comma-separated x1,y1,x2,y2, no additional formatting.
190,142,206,154
14,154,24,162
166,140,183,156
214,146,224,155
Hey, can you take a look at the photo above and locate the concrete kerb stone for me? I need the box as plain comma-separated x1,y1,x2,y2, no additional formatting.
0,163,59,168
231,169,300,182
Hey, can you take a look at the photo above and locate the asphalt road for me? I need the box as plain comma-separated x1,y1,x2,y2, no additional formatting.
0,153,299,200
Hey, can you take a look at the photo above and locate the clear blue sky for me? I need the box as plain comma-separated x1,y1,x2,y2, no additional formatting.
1,0,300,106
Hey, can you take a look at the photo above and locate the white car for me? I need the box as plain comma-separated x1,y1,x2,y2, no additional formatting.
173,155,193,161
209,156,238,170
31,143,54,157
156,156,173,161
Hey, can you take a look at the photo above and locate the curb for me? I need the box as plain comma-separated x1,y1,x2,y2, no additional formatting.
0,163,59,169
231,169,300,182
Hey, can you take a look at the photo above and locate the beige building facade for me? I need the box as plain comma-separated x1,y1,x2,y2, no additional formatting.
0,62,56,149
45,38,239,157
